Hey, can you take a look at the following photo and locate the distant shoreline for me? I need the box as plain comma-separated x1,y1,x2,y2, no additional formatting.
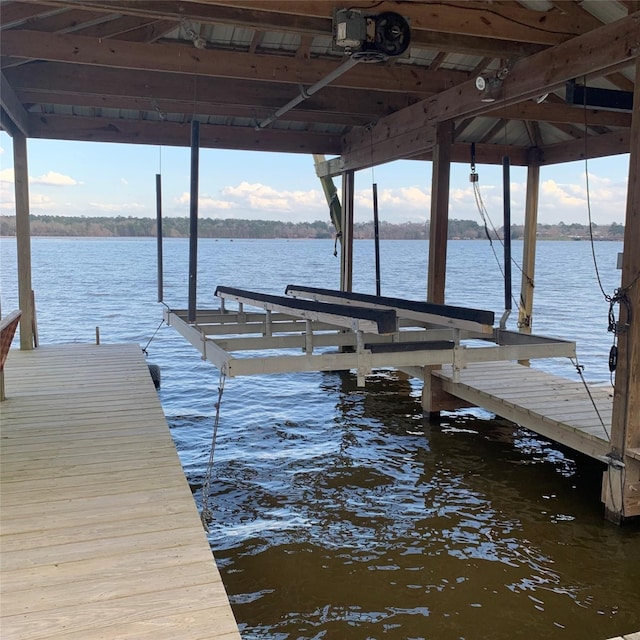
0,215,625,241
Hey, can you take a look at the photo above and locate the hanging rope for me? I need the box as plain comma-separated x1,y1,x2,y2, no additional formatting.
200,366,227,532
569,355,610,441
469,145,528,312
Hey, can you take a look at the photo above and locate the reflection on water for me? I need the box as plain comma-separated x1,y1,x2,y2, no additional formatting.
171,369,640,640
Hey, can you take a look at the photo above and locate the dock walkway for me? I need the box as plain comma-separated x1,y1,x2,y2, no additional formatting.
433,361,614,461
0,343,241,640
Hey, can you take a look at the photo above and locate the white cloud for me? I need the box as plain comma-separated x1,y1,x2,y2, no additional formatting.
0,174,56,211
121,178,129,185
538,172,627,224
87,201,146,213
0,186,14,210
221,181,324,213
172,182,326,221
31,171,80,186
0,168,81,187
175,191,236,210
29,193,56,210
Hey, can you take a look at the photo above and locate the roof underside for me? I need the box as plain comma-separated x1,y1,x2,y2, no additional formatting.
1,1,638,171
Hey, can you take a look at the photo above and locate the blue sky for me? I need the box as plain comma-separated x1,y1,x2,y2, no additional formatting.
0,131,629,227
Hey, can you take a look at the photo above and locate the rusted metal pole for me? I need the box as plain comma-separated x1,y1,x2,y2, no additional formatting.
372,183,381,296
502,155,512,317
188,120,200,323
156,173,164,304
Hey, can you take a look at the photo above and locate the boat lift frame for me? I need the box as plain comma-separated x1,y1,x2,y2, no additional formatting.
163,285,576,386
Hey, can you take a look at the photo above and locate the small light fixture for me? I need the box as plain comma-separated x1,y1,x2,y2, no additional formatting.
476,75,502,102
185,26,206,50
476,64,510,103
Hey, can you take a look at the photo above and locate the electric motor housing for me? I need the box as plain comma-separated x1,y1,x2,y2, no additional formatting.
333,10,410,60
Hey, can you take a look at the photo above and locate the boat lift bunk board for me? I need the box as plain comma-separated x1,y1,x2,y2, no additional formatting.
163,285,576,385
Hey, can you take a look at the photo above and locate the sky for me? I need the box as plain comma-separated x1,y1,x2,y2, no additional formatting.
0,130,630,227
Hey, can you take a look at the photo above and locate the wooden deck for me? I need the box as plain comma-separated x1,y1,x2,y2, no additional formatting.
432,361,613,461
0,343,241,640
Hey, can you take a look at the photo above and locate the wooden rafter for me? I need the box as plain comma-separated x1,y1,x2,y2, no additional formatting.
5,62,418,119
0,72,29,136
26,113,342,154
0,30,468,95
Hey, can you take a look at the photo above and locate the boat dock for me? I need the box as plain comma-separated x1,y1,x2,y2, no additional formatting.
164,284,639,519
0,343,241,640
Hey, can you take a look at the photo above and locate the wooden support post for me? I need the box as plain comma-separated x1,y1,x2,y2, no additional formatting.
427,122,453,306
340,170,354,293
13,131,34,350
517,160,540,365
605,56,640,523
423,121,456,416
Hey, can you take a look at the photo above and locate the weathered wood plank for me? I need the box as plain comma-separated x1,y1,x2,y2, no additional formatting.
433,362,612,459
0,343,241,640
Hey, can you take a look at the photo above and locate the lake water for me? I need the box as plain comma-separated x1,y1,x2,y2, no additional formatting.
2,237,639,639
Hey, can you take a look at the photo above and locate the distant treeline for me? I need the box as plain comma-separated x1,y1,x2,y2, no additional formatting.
0,215,625,240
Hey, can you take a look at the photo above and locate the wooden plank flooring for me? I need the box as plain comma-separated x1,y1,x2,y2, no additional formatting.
0,343,242,640
434,362,613,460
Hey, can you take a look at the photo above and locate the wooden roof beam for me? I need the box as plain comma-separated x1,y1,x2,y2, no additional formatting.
210,1,595,45
483,102,632,127
0,72,30,136
27,113,342,154
6,62,417,120
38,0,580,45
15,90,373,127
0,30,468,95
36,1,330,35
334,12,640,173
539,129,631,164
33,1,553,55
5,8,115,33
0,2,65,29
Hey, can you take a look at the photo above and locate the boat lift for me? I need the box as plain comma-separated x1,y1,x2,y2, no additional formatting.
163,284,575,387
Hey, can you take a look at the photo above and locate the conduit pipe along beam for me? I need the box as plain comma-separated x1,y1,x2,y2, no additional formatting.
256,56,360,130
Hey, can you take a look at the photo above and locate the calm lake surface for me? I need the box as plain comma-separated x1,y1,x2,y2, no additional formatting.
2,237,639,639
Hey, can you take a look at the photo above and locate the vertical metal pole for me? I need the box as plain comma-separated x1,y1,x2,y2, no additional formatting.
156,173,164,303
372,183,381,296
502,155,512,313
188,120,200,323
